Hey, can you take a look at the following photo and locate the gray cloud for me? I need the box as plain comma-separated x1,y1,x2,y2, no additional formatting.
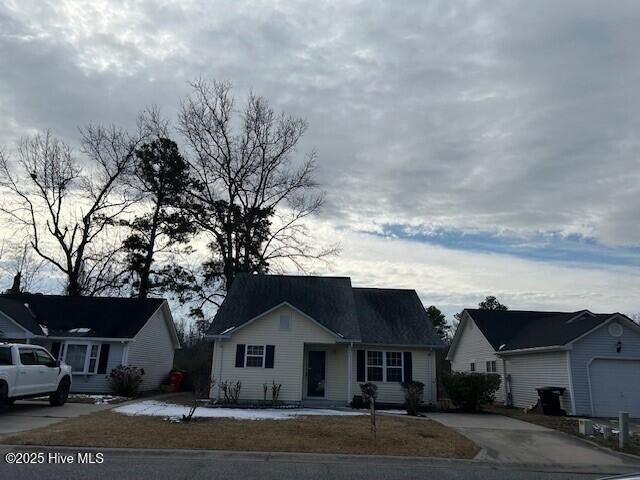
1,0,640,249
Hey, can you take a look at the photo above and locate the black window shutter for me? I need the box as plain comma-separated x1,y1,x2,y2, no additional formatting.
50,342,61,359
356,350,365,382
265,345,275,368
97,344,110,374
403,352,413,383
235,344,246,368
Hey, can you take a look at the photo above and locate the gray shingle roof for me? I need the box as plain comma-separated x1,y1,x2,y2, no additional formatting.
207,273,445,347
353,288,441,345
465,308,617,351
2,294,165,338
0,297,44,335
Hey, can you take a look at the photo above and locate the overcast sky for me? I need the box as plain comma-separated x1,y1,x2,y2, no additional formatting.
1,0,639,318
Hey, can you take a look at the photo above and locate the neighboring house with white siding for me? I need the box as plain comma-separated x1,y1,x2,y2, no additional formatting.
448,308,640,418
0,295,180,394
206,274,444,406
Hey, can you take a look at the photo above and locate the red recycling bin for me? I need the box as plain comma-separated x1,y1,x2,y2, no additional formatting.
169,371,185,392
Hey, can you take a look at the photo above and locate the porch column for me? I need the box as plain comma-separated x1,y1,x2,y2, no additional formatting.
347,343,353,404
210,340,223,400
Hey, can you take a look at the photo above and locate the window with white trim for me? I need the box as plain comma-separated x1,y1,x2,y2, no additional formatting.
63,342,101,373
366,350,403,382
88,344,100,372
470,362,475,372
486,360,497,373
386,352,403,382
279,314,291,331
367,351,383,381
245,345,265,367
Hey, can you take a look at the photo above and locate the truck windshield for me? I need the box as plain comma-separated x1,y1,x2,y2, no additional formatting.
0,347,12,366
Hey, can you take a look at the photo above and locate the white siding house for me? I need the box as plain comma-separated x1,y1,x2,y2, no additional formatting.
0,295,180,394
448,309,640,418
208,274,444,406
448,315,505,402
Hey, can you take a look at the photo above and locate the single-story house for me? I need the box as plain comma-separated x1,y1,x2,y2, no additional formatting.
206,274,444,406
447,308,640,418
0,294,180,393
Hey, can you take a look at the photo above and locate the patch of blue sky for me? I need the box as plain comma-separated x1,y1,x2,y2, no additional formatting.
371,224,640,268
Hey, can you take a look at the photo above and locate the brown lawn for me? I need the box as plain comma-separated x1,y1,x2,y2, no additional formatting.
2,409,478,458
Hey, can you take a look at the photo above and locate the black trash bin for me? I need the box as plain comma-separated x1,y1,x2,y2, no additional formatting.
536,387,566,416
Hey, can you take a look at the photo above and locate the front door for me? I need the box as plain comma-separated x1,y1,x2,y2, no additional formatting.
306,350,326,398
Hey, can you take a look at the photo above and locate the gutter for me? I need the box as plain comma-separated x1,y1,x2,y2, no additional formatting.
496,345,567,356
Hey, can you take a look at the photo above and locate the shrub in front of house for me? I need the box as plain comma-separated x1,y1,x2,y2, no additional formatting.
442,372,501,412
402,381,425,416
108,365,145,397
359,382,378,408
220,380,242,404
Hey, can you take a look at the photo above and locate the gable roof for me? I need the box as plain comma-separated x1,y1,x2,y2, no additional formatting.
463,308,619,352
353,288,440,345
208,274,361,340
1,294,166,339
0,297,44,336
207,273,445,347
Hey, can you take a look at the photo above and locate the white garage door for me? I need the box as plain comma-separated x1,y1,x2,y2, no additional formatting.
589,359,640,418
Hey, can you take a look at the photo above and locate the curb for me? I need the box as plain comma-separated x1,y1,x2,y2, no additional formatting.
0,444,636,474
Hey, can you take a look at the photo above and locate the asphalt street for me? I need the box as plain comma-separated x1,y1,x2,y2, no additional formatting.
0,446,615,480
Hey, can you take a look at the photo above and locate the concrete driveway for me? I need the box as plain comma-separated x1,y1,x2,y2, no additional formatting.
426,412,640,473
0,400,112,438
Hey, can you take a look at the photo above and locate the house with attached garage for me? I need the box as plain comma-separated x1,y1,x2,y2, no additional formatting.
0,294,180,394
206,274,445,406
447,308,640,418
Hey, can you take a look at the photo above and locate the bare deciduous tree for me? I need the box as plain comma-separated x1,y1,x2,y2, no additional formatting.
0,126,143,296
178,79,337,310
0,241,45,293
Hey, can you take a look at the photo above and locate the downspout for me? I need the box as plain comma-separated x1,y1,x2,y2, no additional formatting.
347,342,353,405
217,341,224,400
502,357,512,406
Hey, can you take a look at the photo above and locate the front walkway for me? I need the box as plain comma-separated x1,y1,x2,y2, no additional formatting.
426,412,640,472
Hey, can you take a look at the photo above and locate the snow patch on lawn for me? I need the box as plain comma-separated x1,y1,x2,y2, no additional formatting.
114,400,366,421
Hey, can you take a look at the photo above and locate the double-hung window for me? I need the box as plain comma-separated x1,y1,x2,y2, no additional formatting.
470,362,476,372
366,351,383,381
245,345,265,367
385,352,403,382
486,360,497,373
366,350,403,382
63,343,101,374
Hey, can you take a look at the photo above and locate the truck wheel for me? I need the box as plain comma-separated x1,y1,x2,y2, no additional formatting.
49,378,70,407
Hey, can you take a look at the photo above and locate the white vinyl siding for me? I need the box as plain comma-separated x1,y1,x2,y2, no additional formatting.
212,305,338,403
0,312,32,340
570,319,640,417
34,339,125,393
350,346,436,405
449,317,506,402
127,306,176,391
211,305,438,405
504,351,572,412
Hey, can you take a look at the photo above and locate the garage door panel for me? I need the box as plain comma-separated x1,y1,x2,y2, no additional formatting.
589,359,640,418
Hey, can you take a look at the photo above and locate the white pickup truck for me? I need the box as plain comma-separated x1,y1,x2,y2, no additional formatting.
0,343,72,410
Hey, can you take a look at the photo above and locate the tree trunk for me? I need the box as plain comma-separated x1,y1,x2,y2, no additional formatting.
137,202,162,299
